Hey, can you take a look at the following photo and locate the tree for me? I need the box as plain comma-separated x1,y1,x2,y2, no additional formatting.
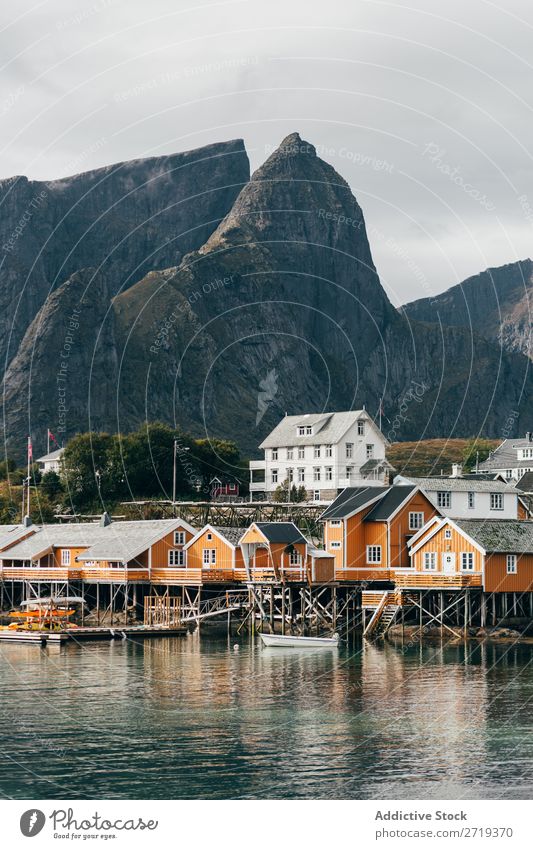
0,458,16,481
273,479,307,503
462,438,496,472
41,470,64,500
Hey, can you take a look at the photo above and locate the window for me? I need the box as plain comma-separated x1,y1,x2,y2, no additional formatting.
461,552,474,571
366,545,382,564
169,549,186,566
314,445,321,458
423,552,437,571
330,541,341,549
490,493,504,510
521,448,533,459
345,466,353,479
297,468,305,483
272,448,278,460
203,549,216,566
325,444,332,458
366,444,374,459
357,420,365,436
409,512,424,531
330,520,342,527
174,531,185,546
288,550,302,566
306,426,313,435
467,492,475,509
61,550,71,566
313,490,320,502
271,469,278,484
325,467,333,481
298,446,305,459
297,427,305,436
505,469,513,479
345,442,353,459
287,447,293,460
444,528,452,539
206,533,212,540
437,491,451,508
506,554,517,574
313,467,321,482
287,468,294,483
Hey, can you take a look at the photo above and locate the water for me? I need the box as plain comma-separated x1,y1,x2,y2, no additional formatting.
0,630,532,799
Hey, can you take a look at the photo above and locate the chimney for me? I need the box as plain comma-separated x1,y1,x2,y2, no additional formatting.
23,515,32,528
451,463,463,478
527,431,532,442
100,511,112,527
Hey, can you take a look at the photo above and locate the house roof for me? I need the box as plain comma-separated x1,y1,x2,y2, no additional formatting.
363,485,417,522
3,522,111,561
517,472,533,493
479,437,533,471
455,519,533,553
395,475,521,493
259,410,380,448
36,448,64,463
359,458,396,474
319,486,388,520
77,519,185,562
0,525,34,552
210,526,247,546
254,522,307,544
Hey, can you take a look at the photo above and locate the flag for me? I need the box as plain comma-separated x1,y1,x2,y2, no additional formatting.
27,437,32,460
48,429,58,446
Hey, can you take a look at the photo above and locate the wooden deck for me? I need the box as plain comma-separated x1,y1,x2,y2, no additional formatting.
335,568,392,582
394,570,483,589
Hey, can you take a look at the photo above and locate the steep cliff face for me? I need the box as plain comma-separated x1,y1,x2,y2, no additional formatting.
0,140,249,371
402,259,533,359
3,133,533,459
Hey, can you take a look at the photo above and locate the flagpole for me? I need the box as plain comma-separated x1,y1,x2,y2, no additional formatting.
47,428,50,455
26,436,31,518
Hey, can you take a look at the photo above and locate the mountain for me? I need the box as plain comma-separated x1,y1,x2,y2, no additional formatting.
402,259,532,359
2,133,533,461
0,140,249,373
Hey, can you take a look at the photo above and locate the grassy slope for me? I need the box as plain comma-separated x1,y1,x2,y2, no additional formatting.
387,438,499,478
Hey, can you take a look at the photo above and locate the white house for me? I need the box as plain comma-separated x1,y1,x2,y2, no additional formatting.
36,448,64,474
393,473,528,519
249,410,392,501
478,433,533,481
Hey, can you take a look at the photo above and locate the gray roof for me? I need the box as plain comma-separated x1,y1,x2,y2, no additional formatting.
210,526,247,546
320,486,388,520
396,476,521,493
36,448,64,463
364,486,417,522
255,522,307,544
78,519,184,562
259,411,373,448
360,457,395,474
517,472,533,493
0,525,32,551
3,522,111,561
455,519,533,553
479,437,533,471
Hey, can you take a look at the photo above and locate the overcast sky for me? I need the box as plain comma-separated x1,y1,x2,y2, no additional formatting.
1,0,532,304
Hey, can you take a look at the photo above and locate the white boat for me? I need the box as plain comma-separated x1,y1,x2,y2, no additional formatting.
260,632,339,648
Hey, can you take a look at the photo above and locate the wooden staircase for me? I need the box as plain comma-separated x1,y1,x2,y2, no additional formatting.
363,591,400,639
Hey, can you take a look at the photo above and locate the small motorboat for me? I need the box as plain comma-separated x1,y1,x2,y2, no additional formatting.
260,632,340,648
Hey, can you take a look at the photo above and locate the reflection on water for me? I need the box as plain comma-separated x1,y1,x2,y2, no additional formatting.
0,629,531,799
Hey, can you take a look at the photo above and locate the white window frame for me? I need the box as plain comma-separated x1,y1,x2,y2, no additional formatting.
297,468,305,483
313,467,321,482
437,491,451,508
366,444,374,459
423,552,437,571
330,519,342,527
329,541,341,550
490,493,504,511
313,490,320,502
409,512,424,531
297,446,305,459
325,467,333,481
174,531,185,546
61,550,71,566
169,549,186,567
506,554,517,574
287,447,293,460
467,492,475,509
444,528,452,539
325,444,332,458
272,448,278,460
288,550,302,566
203,548,216,566
357,420,365,436
345,442,353,459
461,552,474,571
313,445,321,459
271,469,278,484
306,426,313,435
297,427,305,436
366,545,382,564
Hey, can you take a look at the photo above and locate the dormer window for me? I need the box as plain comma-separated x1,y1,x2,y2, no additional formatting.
357,420,365,436
297,425,313,436
298,427,305,436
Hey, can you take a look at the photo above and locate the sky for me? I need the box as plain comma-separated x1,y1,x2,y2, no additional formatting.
1,0,533,304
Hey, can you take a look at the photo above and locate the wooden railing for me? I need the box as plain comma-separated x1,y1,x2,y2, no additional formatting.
394,570,482,588
335,568,391,582
362,589,407,608
150,568,203,585
79,568,150,582
0,567,76,581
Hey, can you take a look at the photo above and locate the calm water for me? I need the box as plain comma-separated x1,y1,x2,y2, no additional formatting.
0,630,532,799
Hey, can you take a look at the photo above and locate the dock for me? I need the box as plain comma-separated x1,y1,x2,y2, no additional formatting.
0,624,187,645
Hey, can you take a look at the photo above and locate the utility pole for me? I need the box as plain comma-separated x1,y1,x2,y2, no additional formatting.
172,439,177,504
25,436,32,519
